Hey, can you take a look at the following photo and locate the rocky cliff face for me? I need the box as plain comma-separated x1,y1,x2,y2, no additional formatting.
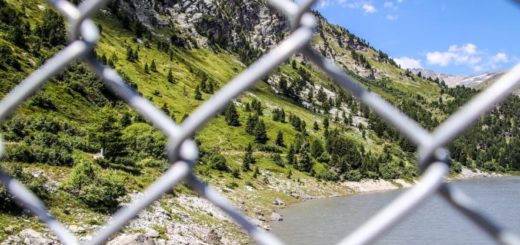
110,0,287,51
107,0,389,78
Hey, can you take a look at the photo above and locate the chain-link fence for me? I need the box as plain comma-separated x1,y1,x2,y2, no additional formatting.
1,0,520,244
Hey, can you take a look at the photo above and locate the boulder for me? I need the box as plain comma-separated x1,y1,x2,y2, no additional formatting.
272,198,285,206
270,212,283,222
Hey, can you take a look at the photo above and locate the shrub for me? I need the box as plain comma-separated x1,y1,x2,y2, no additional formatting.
0,45,21,70
272,153,285,167
35,9,66,47
209,154,229,172
0,164,49,213
4,143,33,163
344,170,362,181
64,160,126,212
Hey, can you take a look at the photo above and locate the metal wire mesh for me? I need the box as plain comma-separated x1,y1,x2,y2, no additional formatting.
1,0,520,244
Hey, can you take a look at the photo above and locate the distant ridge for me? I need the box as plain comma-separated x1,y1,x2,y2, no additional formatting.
410,68,505,88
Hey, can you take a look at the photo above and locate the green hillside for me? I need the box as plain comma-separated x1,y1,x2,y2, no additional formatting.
1,0,520,242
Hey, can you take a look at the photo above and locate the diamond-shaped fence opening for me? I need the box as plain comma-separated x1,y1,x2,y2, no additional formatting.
1,0,520,244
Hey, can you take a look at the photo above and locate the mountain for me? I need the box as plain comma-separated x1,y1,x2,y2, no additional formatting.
409,68,466,87
460,71,505,87
410,68,505,88
1,0,520,243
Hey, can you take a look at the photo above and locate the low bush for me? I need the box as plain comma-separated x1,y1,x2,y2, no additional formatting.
0,164,49,213
63,159,126,213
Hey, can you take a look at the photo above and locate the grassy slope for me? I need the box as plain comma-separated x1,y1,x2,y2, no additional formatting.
0,0,459,241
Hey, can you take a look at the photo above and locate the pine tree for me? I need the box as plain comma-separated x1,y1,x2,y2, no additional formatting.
313,121,320,131
253,167,260,178
200,79,208,93
133,49,139,61
242,143,254,171
144,63,150,74
310,139,324,158
323,117,329,130
167,69,174,83
126,47,134,62
150,60,157,72
287,145,296,165
225,103,240,126
275,131,285,147
245,114,258,135
194,86,202,100
95,107,126,160
254,119,268,144
297,152,312,172
251,99,263,115
272,153,284,167
317,87,327,103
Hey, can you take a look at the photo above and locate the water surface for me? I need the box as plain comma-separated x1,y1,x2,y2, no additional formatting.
271,177,520,244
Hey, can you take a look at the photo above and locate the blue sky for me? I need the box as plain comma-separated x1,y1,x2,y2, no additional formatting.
315,0,520,75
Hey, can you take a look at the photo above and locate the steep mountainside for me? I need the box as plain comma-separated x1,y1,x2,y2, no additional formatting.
1,0,520,243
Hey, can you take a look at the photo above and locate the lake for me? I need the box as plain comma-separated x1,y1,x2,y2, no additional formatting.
271,177,520,245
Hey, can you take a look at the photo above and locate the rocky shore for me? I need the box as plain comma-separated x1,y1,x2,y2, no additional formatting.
1,167,507,245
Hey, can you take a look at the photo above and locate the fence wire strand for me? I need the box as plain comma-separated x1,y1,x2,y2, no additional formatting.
0,0,520,244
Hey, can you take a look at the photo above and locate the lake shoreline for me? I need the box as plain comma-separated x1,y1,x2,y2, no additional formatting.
341,166,505,195
270,175,520,245
270,166,506,227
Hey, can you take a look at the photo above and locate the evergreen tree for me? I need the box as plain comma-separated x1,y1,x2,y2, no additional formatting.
310,139,324,158
313,121,320,131
279,78,288,95
272,153,284,167
95,108,126,160
275,131,285,147
297,152,312,172
254,119,268,144
133,49,139,61
194,86,202,100
224,103,240,126
126,47,135,62
245,114,259,135
251,99,263,115
317,87,327,103
167,69,174,83
287,145,296,165
200,79,208,93
242,143,254,171
150,60,157,72
144,63,149,74
323,117,329,130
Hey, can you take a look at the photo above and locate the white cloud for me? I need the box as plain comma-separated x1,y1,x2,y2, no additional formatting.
318,0,379,14
393,57,423,69
362,3,377,13
426,43,510,72
492,52,508,64
426,43,481,69
386,14,398,20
